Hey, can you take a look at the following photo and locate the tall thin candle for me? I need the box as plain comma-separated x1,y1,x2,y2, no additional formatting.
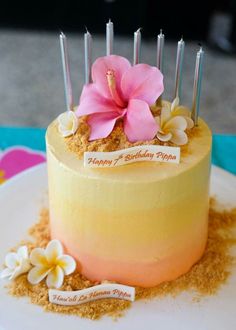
84,30,92,84
106,19,114,55
174,38,185,100
191,46,204,125
157,29,165,72
59,32,73,112
133,28,141,65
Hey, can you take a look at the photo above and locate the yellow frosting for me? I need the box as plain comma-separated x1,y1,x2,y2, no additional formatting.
46,117,212,287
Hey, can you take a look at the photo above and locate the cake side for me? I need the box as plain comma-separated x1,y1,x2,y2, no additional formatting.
46,115,212,287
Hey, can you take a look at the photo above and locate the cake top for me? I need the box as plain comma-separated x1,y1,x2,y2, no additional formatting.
64,99,197,159
47,115,211,182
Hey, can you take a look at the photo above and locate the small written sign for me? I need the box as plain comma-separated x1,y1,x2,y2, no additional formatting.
84,145,180,168
49,283,135,306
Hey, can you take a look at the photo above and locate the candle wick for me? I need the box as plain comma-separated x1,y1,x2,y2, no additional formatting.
136,27,142,33
60,31,65,38
85,27,91,35
109,18,112,23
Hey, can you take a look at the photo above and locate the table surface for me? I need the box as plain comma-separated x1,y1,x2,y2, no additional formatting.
0,127,235,184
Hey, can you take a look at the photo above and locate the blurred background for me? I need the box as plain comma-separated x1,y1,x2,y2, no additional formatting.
0,0,236,133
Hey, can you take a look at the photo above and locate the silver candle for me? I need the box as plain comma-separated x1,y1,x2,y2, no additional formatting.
133,28,141,65
174,38,185,100
191,46,204,125
84,30,92,84
157,29,165,72
106,19,114,55
59,32,73,112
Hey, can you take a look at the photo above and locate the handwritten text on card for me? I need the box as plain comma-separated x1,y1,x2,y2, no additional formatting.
49,283,135,306
84,145,180,168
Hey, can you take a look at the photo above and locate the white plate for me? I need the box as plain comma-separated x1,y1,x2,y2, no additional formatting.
0,164,236,330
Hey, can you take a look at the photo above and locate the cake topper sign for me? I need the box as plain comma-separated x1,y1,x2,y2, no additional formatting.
49,283,135,306
84,145,180,168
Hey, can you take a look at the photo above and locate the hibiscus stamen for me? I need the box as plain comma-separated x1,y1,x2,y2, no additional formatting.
106,70,126,108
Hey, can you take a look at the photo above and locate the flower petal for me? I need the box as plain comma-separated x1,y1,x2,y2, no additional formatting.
121,64,164,105
164,116,187,131
92,55,131,99
170,129,188,145
10,259,32,280
56,255,76,275
173,106,190,117
161,107,171,127
5,253,19,270
58,112,71,126
46,266,64,289
19,258,31,273
171,97,179,112
124,99,158,142
9,267,23,280
161,100,171,110
76,84,121,117
57,111,78,137
0,268,13,279
155,116,160,126
17,246,29,260
156,131,172,142
88,111,124,140
58,127,75,138
69,112,79,132
46,240,63,264
27,266,51,285
30,248,48,267
184,116,194,129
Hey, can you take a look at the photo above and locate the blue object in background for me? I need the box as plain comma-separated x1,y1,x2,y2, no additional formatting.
212,135,236,175
0,127,46,152
0,127,236,175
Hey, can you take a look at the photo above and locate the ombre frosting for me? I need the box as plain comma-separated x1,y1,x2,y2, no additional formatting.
46,116,212,287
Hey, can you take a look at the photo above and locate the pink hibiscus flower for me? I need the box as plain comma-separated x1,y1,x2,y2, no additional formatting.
76,55,164,142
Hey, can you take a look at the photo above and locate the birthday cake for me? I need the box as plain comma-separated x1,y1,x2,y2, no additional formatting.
3,24,236,324
45,33,212,288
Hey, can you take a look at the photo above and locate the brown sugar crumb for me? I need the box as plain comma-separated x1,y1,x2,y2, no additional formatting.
8,210,130,320
66,115,199,159
6,200,236,320
9,273,130,320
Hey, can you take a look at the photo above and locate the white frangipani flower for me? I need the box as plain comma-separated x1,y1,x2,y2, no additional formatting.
156,109,188,145
27,240,76,289
163,97,194,130
0,246,31,280
58,111,79,137
155,98,194,146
